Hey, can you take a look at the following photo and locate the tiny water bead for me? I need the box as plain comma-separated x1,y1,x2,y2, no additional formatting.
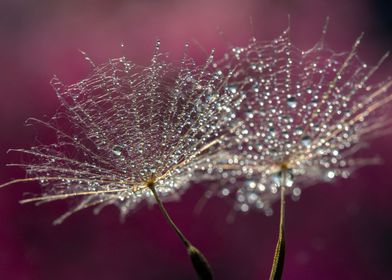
286,96,297,108
300,135,311,147
112,145,123,156
272,169,294,188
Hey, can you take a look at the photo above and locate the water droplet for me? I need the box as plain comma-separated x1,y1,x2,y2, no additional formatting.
292,187,302,201
227,85,237,94
342,170,350,178
269,127,276,137
287,96,297,108
245,180,257,189
257,183,266,192
245,110,254,119
112,145,123,156
293,187,301,196
294,127,303,136
286,175,294,187
301,135,311,147
221,188,230,196
272,169,294,187
256,200,264,209
240,204,249,212
326,170,335,179
247,193,258,203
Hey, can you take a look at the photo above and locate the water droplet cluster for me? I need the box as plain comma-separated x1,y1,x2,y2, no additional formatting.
12,43,244,223
6,27,392,222
197,28,392,215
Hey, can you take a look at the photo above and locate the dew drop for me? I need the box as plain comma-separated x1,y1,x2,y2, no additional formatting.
245,110,254,119
287,96,297,108
247,193,258,203
301,135,311,147
294,127,303,136
326,170,335,179
293,187,301,197
112,145,123,156
256,200,264,209
257,183,266,192
240,204,249,212
269,127,276,137
245,180,257,189
227,85,237,94
272,169,294,187
221,188,230,196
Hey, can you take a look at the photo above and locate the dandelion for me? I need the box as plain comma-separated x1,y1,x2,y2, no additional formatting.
0,41,245,279
203,22,392,279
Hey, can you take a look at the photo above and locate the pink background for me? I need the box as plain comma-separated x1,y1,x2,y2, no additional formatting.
0,0,392,279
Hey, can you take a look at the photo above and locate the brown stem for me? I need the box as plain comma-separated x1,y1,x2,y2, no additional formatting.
148,183,213,280
269,169,286,280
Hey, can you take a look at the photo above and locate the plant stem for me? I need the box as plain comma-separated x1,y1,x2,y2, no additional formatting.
269,169,286,280
148,183,213,280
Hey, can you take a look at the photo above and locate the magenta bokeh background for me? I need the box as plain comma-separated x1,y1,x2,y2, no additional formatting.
1,0,392,279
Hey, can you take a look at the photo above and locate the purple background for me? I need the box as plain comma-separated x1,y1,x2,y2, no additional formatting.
1,0,392,279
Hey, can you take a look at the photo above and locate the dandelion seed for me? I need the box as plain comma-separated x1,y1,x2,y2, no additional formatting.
203,23,392,279
1,42,245,280
207,26,392,218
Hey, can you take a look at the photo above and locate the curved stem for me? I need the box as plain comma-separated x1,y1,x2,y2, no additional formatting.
148,183,213,280
269,169,286,280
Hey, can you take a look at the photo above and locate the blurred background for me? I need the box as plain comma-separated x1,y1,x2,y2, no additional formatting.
0,0,392,279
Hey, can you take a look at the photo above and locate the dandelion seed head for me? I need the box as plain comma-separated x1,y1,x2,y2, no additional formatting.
6,44,244,223
203,28,392,214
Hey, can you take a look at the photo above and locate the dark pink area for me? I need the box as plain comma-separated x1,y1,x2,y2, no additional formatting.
0,0,392,279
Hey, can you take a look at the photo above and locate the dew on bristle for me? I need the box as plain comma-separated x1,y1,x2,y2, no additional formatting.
202,27,392,216
6,41,246,222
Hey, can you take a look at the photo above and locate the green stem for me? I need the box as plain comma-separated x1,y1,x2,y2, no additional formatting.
149,183,213,280
269,169,286,280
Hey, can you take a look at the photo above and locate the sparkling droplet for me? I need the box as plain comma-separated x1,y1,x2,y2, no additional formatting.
245,180,257,189
256,200,264,209
272,169,294,187
227,85,237,94
247,193,258,203
287,96,297,108
112,145,123,156
257,183,266,192
294,127,303,135
221,188,230,196
293,187,301,197
326,170,335,179
240,204,249,212
245,110,254,119
301,135,311,147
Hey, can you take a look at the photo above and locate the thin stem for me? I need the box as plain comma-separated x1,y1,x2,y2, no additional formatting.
149,183,190,247
148,183,213,280
269,169,286,280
